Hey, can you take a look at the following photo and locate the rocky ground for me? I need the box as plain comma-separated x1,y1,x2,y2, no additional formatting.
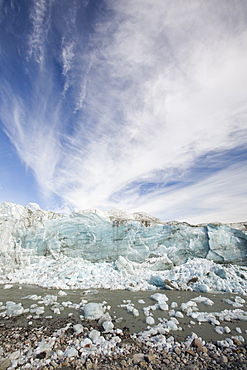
1,317,247,370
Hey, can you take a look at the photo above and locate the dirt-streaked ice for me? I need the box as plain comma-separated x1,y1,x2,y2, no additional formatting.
0,202,247,294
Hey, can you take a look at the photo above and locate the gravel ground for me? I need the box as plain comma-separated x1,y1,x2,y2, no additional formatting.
1,316,247,370
1,286,247,369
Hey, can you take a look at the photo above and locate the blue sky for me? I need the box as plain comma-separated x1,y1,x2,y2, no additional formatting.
0,0,247,224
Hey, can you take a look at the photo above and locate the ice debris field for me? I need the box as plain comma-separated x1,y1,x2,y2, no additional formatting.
1,286,247,369
0,202,247,294
1,202,247,368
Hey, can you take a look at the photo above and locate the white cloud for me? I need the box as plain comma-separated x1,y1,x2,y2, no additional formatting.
124,162,247,224
60,1,79,94
0,82,62,197
56,0,247,212
61,39,76,95
61,40,75,76
28,0,51,64
1,0,247,222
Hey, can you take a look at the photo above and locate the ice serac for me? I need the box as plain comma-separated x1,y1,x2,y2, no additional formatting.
0,202,247,270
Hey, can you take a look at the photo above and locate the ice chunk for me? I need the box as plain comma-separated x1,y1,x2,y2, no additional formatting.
224,326,231,333
73,324,84,334
192,296,214,305
215,326,224,335
30,306,45,315
180,300,197,312
58,290,68,296
34,340,52,355
80,338,92,347
83,303,105,320
217,340,231,348
215,268,227,279
63,347,78,358
22,294,41,300
3,284,13,289
159,303,169,311
166,320,179,331
146,316,155,325
102,321,114,331
169,309,175,317
150,293,168,303
170,302,178,308
6,301,24,317
152,334,167,345
126,304,134,312
132,308,139,316
235,296,245,304
115,256,134,274
197,283,210,293
98,312,112,324
138,299,145,304
89,329,101,342
175,311,184,318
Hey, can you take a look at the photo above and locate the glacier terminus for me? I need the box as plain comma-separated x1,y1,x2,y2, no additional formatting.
0,202,247,294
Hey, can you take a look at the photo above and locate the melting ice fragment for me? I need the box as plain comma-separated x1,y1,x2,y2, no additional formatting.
63,347,78,358
83,302,105,320
146,316,155,325
191,296,214,306
150,293,168,303
73,324,84,334
5,301,24,317
102,321,114,331
89,329,101,342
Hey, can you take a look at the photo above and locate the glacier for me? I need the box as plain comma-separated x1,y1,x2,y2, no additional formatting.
1,201,247,266
0,202,247,293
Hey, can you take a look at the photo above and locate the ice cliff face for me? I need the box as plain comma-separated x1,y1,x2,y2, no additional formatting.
0,202,247,269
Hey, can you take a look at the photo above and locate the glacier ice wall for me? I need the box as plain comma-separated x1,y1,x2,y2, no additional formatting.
0,202,247,270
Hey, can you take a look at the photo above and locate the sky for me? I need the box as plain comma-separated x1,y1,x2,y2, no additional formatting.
0,0,247,224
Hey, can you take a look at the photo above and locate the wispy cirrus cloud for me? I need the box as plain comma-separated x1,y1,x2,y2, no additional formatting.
60,1,79,94
0,83,62,197
28,0,52,64
0,0,247,222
